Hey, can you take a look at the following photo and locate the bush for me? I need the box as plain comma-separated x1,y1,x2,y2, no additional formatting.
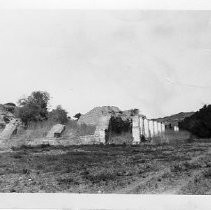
108,116,132,134
74,113,82,120
179,105,211,138
49,105,69,124
4,103,16,113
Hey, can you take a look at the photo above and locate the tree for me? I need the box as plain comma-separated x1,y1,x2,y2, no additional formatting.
16,91,50,126
74,113,82,120
49,105,69,124
179,104,211,138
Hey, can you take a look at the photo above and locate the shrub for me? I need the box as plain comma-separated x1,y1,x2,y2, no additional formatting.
74,113,82,120
49,105,69,124
108,116,132,134
4,103,16,113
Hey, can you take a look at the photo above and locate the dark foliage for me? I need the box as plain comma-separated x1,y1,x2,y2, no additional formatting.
4,103,16,113
108,116,132,134
15,91,50,126
49,105,69,124
179,105,211,138
4,103,16,107
74,113,82,120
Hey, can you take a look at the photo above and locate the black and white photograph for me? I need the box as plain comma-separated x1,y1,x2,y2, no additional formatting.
0,1,211,197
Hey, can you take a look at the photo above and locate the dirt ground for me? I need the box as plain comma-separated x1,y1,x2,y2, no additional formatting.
0,138,211,193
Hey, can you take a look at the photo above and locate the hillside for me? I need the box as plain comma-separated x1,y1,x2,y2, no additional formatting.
154,112,195,126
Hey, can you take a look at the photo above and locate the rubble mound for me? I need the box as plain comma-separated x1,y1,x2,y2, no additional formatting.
77,106,121,126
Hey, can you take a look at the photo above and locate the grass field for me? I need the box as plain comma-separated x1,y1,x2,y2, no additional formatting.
0,136,211,193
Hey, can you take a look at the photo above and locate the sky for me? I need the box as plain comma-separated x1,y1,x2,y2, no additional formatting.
0,10,211,118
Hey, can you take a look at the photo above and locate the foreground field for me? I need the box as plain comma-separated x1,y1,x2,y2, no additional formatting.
0,138,211,193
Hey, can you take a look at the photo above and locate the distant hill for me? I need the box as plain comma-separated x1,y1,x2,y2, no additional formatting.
153,112,195,126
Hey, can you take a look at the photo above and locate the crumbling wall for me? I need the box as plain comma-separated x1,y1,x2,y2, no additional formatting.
78,106,120,126
47,124,66,138
0,119,21,140
94,115,111,144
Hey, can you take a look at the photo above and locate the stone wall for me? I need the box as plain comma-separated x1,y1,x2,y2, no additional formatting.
47,124,65,138
94,115,111,144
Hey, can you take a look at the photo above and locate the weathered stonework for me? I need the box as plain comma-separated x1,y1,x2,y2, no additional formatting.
162,123,165,132
78,106,120,126
174,126,179,131
132,115,141,144
140,117,145,137
148,120,154,137
47,124,66,138
94,115,111,144
144,118,150,138
0,119,21,140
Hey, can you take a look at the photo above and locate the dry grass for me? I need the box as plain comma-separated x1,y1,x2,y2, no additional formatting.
150,130,191,145
108,132,133,144
0,138,208,193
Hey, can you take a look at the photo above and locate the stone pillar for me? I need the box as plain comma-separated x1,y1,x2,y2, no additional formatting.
157,122,160,135
158,122,162,133
140,116,145,137
160,122,163,132
149,120,154,137
144,118,150,138
157,122,160,133
147,119,151,138
174,125,179,131
153,121,157,136
132,115,141,144
162,123,165,132
152,120,155,137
